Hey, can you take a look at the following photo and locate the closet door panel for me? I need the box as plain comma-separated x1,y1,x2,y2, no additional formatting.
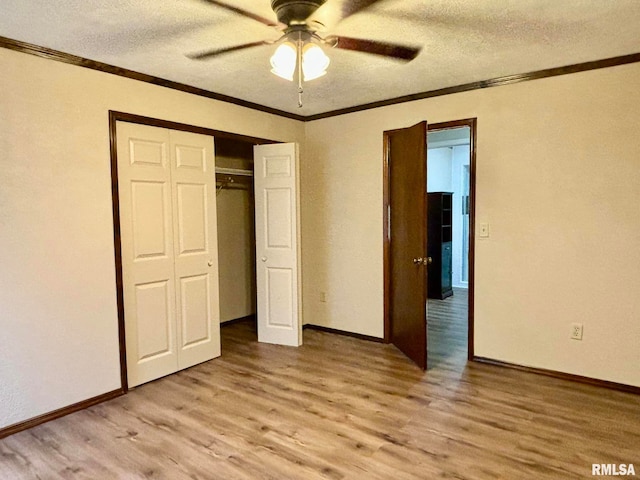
180,274,211,347
131,181,169,259
254,143,302,347
117,122,178,387
135,280,173,360
176,183,208,255
170,130,221,370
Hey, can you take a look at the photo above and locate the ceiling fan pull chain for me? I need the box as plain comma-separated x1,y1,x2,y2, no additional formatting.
297,31,304,108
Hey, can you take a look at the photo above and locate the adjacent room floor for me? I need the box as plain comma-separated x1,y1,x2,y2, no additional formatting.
428,286,468,369
1,313,638,479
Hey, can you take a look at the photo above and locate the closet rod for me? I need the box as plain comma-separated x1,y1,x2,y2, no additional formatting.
215,167,253,177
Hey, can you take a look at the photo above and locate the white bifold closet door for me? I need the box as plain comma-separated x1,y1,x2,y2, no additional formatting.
253,143,302,347
117,121,220,388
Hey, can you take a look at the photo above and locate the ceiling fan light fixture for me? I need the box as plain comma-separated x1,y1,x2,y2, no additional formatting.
270,42,297,81
301,42,330,81
188,0,422,107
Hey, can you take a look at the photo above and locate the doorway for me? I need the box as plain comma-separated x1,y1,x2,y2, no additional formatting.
426,123,473,368
383,118,476,369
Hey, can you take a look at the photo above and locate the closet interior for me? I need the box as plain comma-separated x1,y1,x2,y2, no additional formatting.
215,137,257,333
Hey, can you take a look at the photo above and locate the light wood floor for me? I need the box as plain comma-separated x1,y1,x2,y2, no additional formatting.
428,287,468,369
2,304,639,479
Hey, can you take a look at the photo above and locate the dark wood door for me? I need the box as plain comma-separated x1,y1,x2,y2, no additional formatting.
388,121,428,370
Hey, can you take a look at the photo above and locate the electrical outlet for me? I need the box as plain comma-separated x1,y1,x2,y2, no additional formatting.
320,291,327,303
570,323,583,340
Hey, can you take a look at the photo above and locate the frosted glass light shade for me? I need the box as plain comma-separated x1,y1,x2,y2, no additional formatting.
270,42,296,81
302,43,330,81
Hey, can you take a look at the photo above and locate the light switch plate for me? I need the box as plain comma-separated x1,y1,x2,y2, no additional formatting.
479,223,490,238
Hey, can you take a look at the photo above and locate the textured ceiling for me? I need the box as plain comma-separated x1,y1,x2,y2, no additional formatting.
2,0,640,116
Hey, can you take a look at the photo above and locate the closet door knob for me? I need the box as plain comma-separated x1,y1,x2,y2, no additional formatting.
261,256,267,262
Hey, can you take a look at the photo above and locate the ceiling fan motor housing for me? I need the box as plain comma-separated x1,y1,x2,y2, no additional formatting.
270,0,326,26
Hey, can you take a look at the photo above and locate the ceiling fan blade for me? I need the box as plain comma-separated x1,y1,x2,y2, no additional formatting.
307,0,384,30
187,40,273,60
199,0,285,29
327,36,421,61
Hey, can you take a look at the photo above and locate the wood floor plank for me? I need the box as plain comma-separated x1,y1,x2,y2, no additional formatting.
1,293,638,479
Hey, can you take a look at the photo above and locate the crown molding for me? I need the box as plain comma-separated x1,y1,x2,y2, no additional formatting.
0,35,306,121
2,35,640,123
304,52,640,121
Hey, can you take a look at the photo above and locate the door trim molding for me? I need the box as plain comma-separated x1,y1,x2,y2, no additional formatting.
383,130,391,342
383,118,477,362
108,111,279,391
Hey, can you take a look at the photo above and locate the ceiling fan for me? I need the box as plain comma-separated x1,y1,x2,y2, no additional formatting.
187,0,421,105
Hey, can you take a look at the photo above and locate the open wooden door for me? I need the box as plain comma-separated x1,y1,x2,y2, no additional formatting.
253,143,302,347
387,121,428,370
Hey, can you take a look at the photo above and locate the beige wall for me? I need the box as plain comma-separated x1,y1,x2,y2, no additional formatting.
302,62,640,387
216,187,255,322
0,48,303,429
2,44,639,432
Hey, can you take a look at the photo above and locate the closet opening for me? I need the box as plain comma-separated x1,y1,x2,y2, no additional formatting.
215,138,258,340
215,138,303,348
